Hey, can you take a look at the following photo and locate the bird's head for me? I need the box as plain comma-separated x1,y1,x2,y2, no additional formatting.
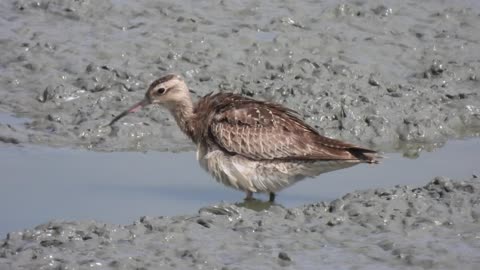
107,74,190,126
145,74,189,107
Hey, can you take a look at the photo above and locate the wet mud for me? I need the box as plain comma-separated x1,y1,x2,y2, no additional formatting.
1,177,479,269
0,0,479,153
1,0,480,269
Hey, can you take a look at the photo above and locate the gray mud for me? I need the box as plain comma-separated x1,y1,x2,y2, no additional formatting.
0,0,480,153
1,177,480,269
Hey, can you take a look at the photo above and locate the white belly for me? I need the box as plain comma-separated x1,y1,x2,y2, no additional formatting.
196,144,361,194
197,144,254,191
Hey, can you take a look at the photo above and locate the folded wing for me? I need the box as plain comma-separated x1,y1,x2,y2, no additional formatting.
208,94,377,162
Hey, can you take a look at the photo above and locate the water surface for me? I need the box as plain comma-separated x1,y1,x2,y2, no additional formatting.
0,139,478,237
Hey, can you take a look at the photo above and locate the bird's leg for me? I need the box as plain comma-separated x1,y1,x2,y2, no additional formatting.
245,191,254,201
269,192,276,202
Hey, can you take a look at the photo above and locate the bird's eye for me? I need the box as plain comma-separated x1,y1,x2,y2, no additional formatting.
157,87,166,94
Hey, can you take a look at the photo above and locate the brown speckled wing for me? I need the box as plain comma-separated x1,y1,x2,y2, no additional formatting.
208,95,375,161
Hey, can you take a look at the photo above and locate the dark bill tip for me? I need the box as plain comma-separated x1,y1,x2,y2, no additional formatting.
107,99,149,127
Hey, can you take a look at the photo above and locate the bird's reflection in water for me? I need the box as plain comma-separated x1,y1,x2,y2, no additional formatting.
235,199,277,212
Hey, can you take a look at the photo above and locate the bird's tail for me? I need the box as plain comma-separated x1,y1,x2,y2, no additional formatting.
350,148,383,164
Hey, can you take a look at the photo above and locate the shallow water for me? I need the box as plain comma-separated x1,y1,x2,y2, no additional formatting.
1,137,478,237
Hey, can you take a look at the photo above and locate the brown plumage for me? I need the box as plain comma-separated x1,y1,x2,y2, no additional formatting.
109,74,380,202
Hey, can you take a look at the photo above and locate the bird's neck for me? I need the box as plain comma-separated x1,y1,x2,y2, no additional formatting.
169,98,195,141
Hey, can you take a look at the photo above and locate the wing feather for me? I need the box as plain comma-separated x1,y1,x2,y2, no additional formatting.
206,94,375,161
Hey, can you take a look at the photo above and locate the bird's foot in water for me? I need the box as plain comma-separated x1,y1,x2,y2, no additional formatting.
244,191,255,201
269,192,276,202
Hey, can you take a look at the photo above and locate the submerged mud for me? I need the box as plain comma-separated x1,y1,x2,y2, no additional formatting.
0,0,479,153
1,177,479,269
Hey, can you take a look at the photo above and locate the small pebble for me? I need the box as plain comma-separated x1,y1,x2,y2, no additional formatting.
278,251,291,261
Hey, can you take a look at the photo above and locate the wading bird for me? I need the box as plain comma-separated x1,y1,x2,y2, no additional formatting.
108,74,379,202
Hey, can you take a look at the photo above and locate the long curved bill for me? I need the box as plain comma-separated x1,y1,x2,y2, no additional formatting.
107,99,150,126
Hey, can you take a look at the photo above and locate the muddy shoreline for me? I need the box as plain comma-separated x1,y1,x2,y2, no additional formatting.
0,0,479,154
2,177,479,269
